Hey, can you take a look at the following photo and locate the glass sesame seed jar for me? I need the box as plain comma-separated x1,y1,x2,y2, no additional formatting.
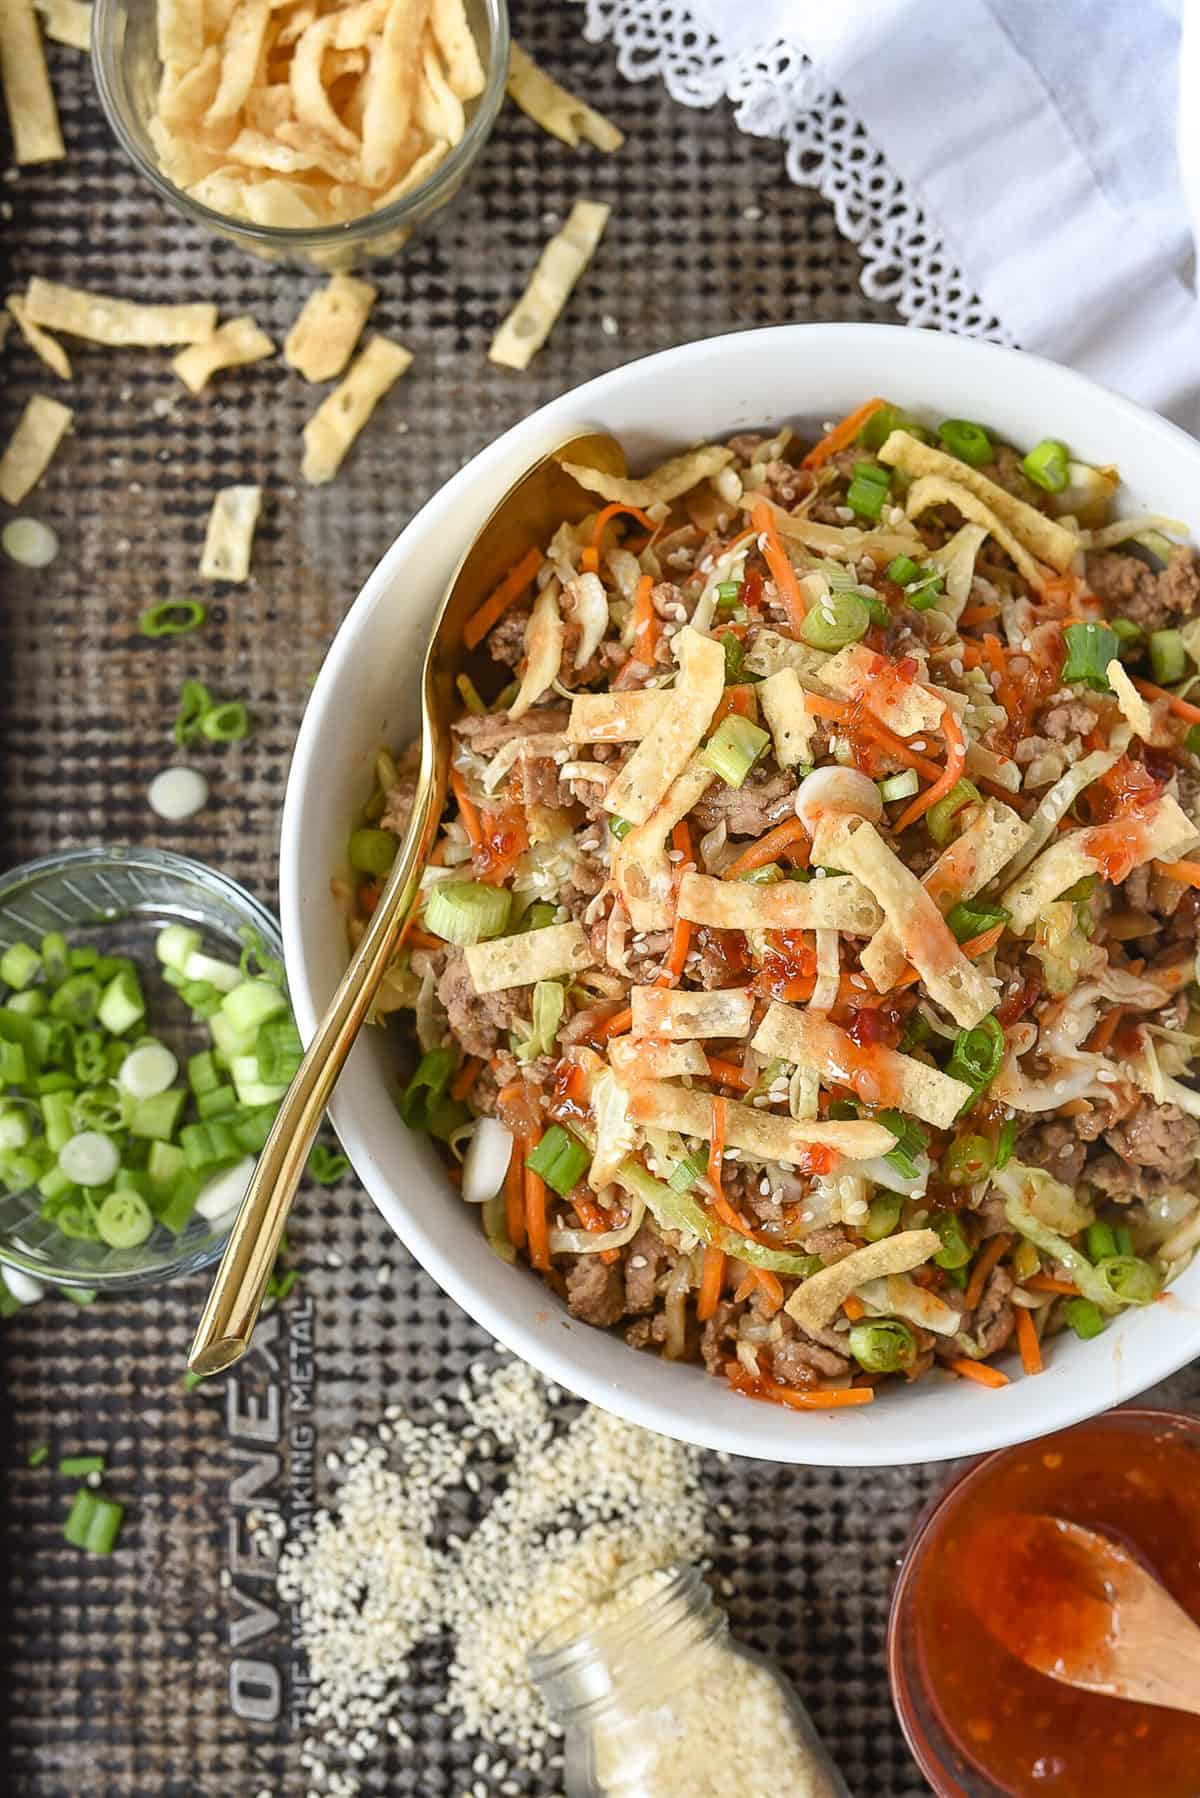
528,1562,851,1798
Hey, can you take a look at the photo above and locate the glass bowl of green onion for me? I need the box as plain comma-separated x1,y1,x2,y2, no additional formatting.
0,846,289,1296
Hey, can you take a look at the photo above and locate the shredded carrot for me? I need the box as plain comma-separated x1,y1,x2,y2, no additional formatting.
964,1232,1013,1312
722,815,809,879
725,1364,876,1409
1154,858,1200,889
947,1358,1010,1389
957,922,1006,960
710,683,756,728
450,1057,482,1102
656,819,694,987
1132,676,1200,723
449,765,483,848
462,546,543,650
842,1294,866,1322
572,1194,622,1264
505,1136,527,1251
802,691,944,782
593,1005,633,1041
708,1096,727,1195
956,601,1004,629
705,1056,754,1091
697,1244,726,1321
894,702,966,832
1014,1305,1044,1376
1084,1006,1126,1053
580,501,656,574
800,397,886,469
751,1267,785,1315
406,927,446,952
525,1157,549,1272
751,500,806,634
1024,1274,1080,1297
358,881,380,915
633,571,659,663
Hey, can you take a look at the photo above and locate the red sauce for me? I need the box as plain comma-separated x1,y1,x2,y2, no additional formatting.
1085,816,1152,885
696,925,752,986
840,1001,905,1051
475,809,529,883
739,567,765,610
910,1414,1200,1797
816,1022,904,1110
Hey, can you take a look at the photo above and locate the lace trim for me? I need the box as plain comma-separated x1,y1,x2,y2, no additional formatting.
573,0,1011,343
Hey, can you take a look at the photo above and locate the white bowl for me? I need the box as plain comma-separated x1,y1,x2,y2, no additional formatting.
281,323,1200,1466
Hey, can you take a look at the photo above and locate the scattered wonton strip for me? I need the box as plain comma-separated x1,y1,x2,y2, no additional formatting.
903,473,1050,594
0,392,71,505
566,690,668,743
301,335,413,484
784,1230,940,1335
464,920,594,995
33,0,91,49
757,667,817,768
630,985,754,1041
603,625,724,825
6,293,71,380
964,739,1021,792
431,0,486,98
677,869,882,936
562,444,733,510
284,275,378,384
819,644,943,739
613,757,712,932
24,278,217,347
625,1081,898,1168
506,41,625,151
930,522,989,625
199,485,262,583
607,1036,708,1082
743,630,830,682
489,200,610,371
878,429,1079,573
861,799,1029,992
1000,795,1197,932
0,0,64,163
752,1003,973,1129
1105,659,1157,741
830,819,997,1028
172,315,275,393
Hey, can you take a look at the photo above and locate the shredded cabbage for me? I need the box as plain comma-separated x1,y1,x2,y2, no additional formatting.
415,968,448,1053
515,980,565,1063
590,1070,638,1189
995,1161,1121,1312
989,729,1132,888
930,522,989,624
549,1193,647,1258
563,571,610,671
857,1272,959,1336
1029,900,1101,996
616,1159,822,1276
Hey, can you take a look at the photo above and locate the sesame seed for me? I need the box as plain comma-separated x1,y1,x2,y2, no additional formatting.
600,314,619,337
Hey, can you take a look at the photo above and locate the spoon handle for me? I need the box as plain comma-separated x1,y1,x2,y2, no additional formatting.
187,756,440,1376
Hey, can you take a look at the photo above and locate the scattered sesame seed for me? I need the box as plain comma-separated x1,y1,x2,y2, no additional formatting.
600,314,619,337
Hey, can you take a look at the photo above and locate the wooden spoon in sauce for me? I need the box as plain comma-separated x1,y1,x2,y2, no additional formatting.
971,1512,1200,1717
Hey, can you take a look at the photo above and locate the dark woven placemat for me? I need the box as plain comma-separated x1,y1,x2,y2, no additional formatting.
2,7,1197,1796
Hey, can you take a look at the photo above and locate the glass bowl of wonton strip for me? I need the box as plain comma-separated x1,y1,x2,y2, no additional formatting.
91,0,509,271
0,846,286,1296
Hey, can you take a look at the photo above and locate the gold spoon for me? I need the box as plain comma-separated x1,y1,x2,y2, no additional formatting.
976,1512,1200,1717
189,430,626,1376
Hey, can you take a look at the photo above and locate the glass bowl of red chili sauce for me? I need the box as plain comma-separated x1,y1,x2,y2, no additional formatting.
888,1407,1200,1798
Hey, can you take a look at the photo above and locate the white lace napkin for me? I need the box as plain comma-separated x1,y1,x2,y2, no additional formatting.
580,0,1200,432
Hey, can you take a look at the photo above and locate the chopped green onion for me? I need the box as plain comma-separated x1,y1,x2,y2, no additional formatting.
932,1210,972,1267
58,1453,104,1477
800,590,871,652
97,967,145,1037
1064,1297,1106,1340
886,555,919,586
424,881,512,947
455,673,487,715
308,1143,350,1184
905,573,944,612
516,980,566,1064
525,1125,590,1197
862,592,891,629
941,1135,994,1188
0,1039,26,1084
256,1017,303,1086
846,462,891,520
721,630,745,683
1020,439,1069,494
139,599,206,637
608,817,633,842
944,899,1010,943
49,974,101,1026
938,419,993,467
1110,616,1142,650
7,989,46,1017
862,1193,903,1241
857,404,931,452
70,947,98,971
517,900,558,932
27,1443,49,1467
0,941,41,991
848,1319,916,1374
188,1051,220,1098
668,1149,708,1195
1096,1255,1159,1306
1085,1220,1118,1263
1114,1224,1134,1258
877,1109,929,1181
877,769,920,803
1185,724,1200,756
237,926,285,988
926,778,981,848
700,714,770,788
70,1087,123,1135
400,1048,457,1131
173,680,213,745
1062,622,1119,691
200,701,251,744
945,1015,1005,1094
182,1370,207,1391
40,932,68,983
220,979,288,1037
348,828,397,876
96,1190,154,1248
63,1488,124,1554
715,580,742,612
1149,628,1187,685
128,1089,186,1142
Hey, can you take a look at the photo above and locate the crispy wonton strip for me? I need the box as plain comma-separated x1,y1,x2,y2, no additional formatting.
506,40,624,151
830,819,997,1027
1105,659,1157,741
33,0,90,49
742,630,831,683
603,625,724,825
630,985,754,1041
24,278,216,346
563,444,733,510
677,869,882,936
362,0,431,185
785,1231,941,1335
0,0,64,163
608,1036,709,1081
861,799,1030,993
204,0,271,124
284,275,378,383
172,315,274,393
464,921,594,995
963,740,1022,792
301,335,413,485
752,494,924,564
1000,795,1197,932
752,1003,973,1129
757,667,817,768
626,1081,897,1167
877,429,1079,572
489,200,610,370
613,758,712,932
0,393,71,505
903,473,1051,593
6,293,71,380
430,0,486,97
819,644,944,739
199,485,262,582
566,690,668,742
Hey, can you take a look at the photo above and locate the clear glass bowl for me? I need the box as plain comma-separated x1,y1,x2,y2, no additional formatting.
0,846,284,1293
90,0,510,271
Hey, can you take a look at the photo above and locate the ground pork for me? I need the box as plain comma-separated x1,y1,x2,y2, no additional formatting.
1103,1097,1200,1181
513,753,568,810
436,950,523,1058
565,1256,626,1327
1016,1118,1087,1187
978,444,1051,510
950,1266,1015,1361
1039,696,1102,742
453,707,569,753
699,1299,742,1375
801,1225,857,1264
379,741,422,835
771,1314,851,1386
623,1221,669,1313
1084,545,1200,635
692,769,795,837
484,606,530,668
